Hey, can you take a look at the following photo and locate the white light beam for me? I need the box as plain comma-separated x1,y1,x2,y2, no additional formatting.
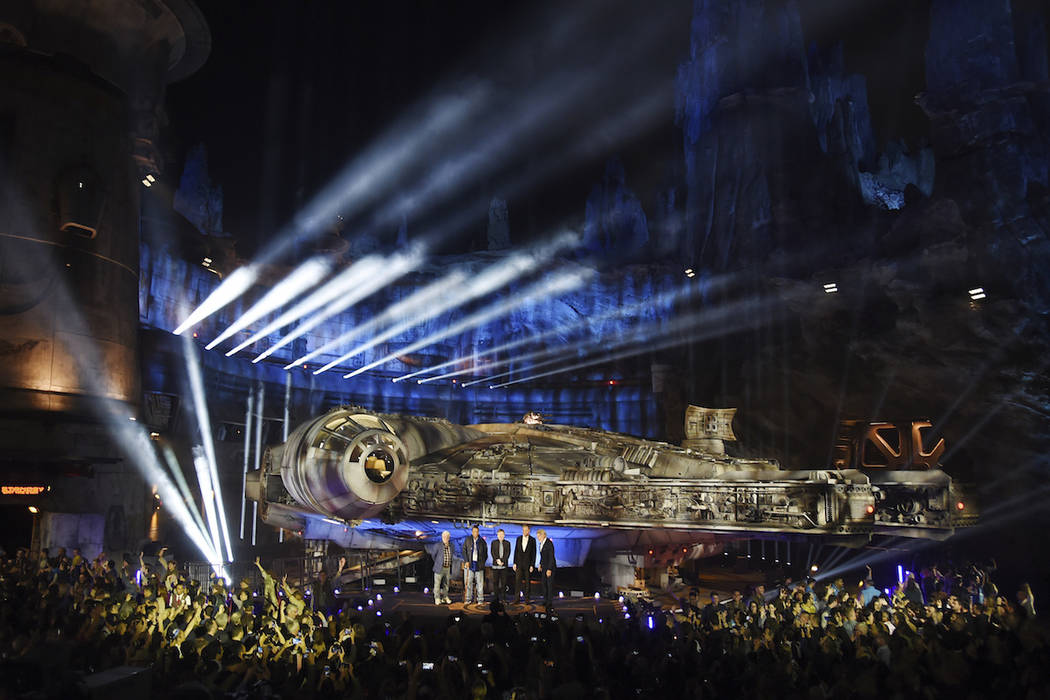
206,257,332,350
251,246,425,363
183,334,234,561
344,267,593,379
310,231,579,375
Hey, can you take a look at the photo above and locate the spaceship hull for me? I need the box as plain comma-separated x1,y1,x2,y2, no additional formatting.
247,408,972,558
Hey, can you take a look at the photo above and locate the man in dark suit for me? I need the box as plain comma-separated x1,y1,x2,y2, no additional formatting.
536,528,556,612
461,524,487,604
512,524,537,603
490,528,512,603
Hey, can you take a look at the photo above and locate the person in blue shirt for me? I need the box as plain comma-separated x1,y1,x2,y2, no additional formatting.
860,578,881,607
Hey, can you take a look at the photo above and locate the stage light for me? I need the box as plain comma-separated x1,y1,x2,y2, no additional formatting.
252,247,424,362
226,253,380,357
174,88,485,337
823,282,838,294
956,501,965,510
865,504,875,514
146,174,156,183
183,335,234,562
174,265,260,336
314,232,578,375
207,256,331,350
141,178,151,187
968,287,985,300
292,266,467,371
487,296,771,388
28,506,38,514
341,266,590,379
173,4,679,342
811,564,819,573
192,448,223,563
470,290,761,389
403,277,705,384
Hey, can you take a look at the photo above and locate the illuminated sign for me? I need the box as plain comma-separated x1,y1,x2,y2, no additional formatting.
1,485,48,495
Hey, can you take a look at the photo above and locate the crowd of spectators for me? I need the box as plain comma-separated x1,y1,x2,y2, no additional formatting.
1,546,1047,699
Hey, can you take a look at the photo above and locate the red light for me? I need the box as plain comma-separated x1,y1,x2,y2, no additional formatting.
865,504,875,515
648,549,653,555
682,548,687,553
956,501,965,511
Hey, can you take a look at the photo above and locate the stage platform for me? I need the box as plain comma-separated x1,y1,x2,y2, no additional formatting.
334,591,627,621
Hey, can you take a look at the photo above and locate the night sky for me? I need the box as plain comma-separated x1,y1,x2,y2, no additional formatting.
166,1,940,258
165,1,678,255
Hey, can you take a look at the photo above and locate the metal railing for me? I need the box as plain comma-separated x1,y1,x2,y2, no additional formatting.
184,548,429,595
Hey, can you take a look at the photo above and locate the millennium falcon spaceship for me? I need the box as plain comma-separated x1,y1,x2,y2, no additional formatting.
245,405,974,565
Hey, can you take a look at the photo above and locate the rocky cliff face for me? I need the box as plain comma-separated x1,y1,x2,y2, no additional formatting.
656,0,1050,578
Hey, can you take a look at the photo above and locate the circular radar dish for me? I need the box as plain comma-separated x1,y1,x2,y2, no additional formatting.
341,429,409,503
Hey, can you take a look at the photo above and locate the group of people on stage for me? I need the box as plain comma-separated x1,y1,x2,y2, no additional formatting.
428,524,557,611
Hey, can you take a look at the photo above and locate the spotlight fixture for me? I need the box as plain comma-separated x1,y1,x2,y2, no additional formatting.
956,501,965,511
810,564,819,573
684,268,695,278
823,282,838,294
141,178,152,188
28,506,39,514
968,287,986,301
146,174,156,183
